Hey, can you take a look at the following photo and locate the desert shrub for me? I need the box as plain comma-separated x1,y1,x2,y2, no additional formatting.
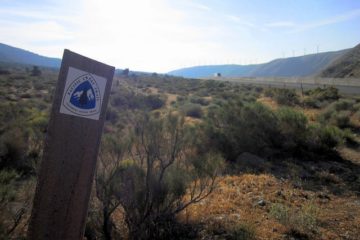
254,86,263,93
264,88,274,97
144,94,165,110
355,109,360,118
0,129,27,171
0,69,11,75
270,203,319,236
334,110,351,128
0,169,32,239
33,81,47,90
354,102,360,111
305,86,339,101
181,103,203,118
176,95,187,103
303,87,340,108
307,124,345,150
333,99,355,111
95,113,224,239
20,93,31,99
303,97,322,108
272,89,299,106
105,106,119,124
228,223,256,240
190,96,210,106
111,89,165,110
319,125,345,147
206,101,280,161
206,100,346,161
318,106,336,123
0,169,18,238
0,170,18,205
318,103,353,129
30,66,41,77
276,107,308,150
269,203,290,224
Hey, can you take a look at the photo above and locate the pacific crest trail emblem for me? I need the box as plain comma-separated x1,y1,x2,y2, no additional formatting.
60,67,107,120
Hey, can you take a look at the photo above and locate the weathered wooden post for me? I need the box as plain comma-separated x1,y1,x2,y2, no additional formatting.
28,50,115,240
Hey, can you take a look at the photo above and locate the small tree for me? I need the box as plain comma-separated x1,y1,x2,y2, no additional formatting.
95,133,132,240
30,66,41,77
95,112,224,239
122,68,129,77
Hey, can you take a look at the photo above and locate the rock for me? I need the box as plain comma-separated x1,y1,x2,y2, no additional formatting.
257,199,266,206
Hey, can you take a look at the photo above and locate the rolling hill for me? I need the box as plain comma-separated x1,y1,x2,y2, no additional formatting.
0,43,61,68
1,42,358,78
321,43,360,78
169,49,350,78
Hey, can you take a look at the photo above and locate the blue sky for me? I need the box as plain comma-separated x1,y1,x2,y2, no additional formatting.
0,0,359,72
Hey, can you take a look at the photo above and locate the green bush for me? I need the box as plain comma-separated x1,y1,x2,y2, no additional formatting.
227,223,256,240
263,88,274,97
333,99,355,111
0,169,18,239
110,89,165,110
190,96,210,106
318,102,353,129
303,97,322,108
305,86,339,101
206,100,346,161
181,103,203,118
307,124,345,150
334,110,351,128
144,94,165,110
95,113,224,239
272,89,299,106
206,101,280,161
276,107,308,150
0,169,18,204
105,106,119,124
0,129,27,171
270,203,319,236
30,66,41,76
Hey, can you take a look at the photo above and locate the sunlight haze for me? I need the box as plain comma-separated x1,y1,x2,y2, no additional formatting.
0,0,359,72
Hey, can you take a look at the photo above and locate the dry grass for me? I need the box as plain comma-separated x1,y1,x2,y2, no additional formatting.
166,93,178,106
297,107,321,123
257,97,279,110
178,174,360,239
338,147,360,165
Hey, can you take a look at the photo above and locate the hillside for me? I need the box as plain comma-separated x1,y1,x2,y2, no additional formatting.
249,50,348,77
321,43,360,78
167,64,258,78
169,49,349,78
0,43,61,68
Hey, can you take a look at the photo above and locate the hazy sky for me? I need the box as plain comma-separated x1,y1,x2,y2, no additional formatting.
0,0,360,72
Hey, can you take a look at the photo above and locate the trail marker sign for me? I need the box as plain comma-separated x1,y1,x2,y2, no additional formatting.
60,67,107,120
28,50,115,240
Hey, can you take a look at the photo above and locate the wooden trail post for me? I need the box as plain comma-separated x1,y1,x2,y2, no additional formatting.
28,50,115,240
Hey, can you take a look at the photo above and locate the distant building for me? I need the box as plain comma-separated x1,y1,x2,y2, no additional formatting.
214,73,221,77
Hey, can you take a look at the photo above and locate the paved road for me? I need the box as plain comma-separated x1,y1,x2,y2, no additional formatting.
214,77,360,95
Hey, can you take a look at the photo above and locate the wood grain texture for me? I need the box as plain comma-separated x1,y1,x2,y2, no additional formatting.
28,49,114,240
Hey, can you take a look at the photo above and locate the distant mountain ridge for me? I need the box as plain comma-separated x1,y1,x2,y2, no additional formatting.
0,42,357,78
0,43,61,68
169,49,350,78
321,43,360,78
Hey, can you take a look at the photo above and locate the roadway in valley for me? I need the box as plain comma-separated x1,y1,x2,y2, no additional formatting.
213,77,360,95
